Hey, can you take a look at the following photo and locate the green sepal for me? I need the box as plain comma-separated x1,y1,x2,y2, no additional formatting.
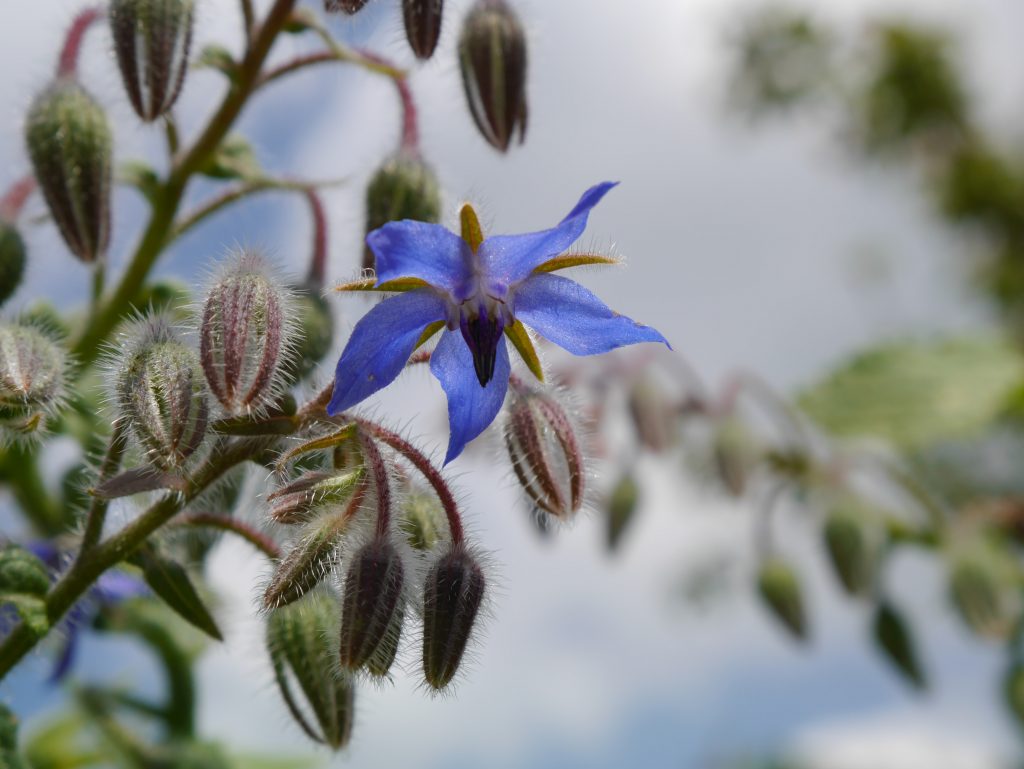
131,544,223,641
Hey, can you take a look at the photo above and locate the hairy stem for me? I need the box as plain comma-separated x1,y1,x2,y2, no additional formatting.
79,421,129,554
175,512,281,559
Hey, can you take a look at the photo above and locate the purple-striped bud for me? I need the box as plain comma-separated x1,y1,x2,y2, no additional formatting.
364,152,441,272
505,387,585,521
0,223,26,307
403,0,444,60
116,318,208,470
109,0,195,122
458,0,528,152
0,322,66,439
200,251,295,415
422,546,485,690
324,0,370,13
267,592,356,750
268,469,365,526
25,81,112,263
338,539,406,672
756,559,807,641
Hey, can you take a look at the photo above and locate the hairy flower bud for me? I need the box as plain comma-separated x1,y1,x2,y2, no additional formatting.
950,552,1018,639
400,492,446,551
756,559,807,640
324,0,370,13
267,593,356,750
268,469,364,526
25,81,112,263
823,507,875,597
606,473,639,552
338,539,405,672
116,318,208,470
627,377,678,453
422,545,485,690
263,508,356,609
505,388,585,521
0,545,51,598
201,252,294,414
363,152,441,272
403,0,444,60
458,0,528,152
0,323,66,438
109,0,195,122
0,223,26,307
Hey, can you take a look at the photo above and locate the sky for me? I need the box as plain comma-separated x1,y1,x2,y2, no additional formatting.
3,0,1024,767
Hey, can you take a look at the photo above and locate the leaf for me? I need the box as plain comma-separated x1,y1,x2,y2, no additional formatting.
3,594,48,636
872,603,926,690
200,134,261,181
798,336,1024,451
118,161,161,206
131,545,223,641
195,45,238,80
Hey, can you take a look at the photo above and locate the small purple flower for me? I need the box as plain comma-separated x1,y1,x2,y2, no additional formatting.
328,182,668,463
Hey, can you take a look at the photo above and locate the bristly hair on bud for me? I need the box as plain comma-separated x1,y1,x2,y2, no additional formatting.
25,80,112,263
458,0,528,152
267,469,365,526
363,151,441,272
337,538,406,674
403,0,445,60
421,544,486,691
109,0,195,122
200,250,298,416
114,315,209,471
324,0,371,13
0,320,68,444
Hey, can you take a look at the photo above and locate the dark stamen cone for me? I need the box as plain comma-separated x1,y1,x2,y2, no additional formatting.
422,546,485,690
403,0,444,60
363,152,441,272
0,222,26,307
338,539,405,671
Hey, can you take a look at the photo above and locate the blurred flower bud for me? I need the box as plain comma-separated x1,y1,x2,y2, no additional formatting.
628,377,677,453
823,507,876,597
400,492,446,551
504,388,585,521
266,592,355,750
268,469,365,526
403,0,444,60
0,222,26,307
0,545,51,598
756,559,807,641
363,152,441,272
422,545,485,690
1004,663,1024,732
200,251,295,414
109,0,195,122
0,322,66,438
458,0,528,153
872,602,925,689
25,81,112,263
116,318,208,471
712,417,758,497
950,550,1018,639
338,539,406,672
606,473,639,552
325,0,370,13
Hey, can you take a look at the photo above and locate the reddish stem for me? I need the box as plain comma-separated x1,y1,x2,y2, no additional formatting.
358,432,392,538
175,513,281,559
58,7,104,79
304,188,328,288
0,177,37,223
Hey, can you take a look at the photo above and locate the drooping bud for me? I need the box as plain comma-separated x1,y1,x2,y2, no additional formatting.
266,592,356,750
872,602,926,689
400,492,446,552
627,376,678,453
823,507,876,597
267,469,365,526
950,550,1018,639
116,317,208,471
0,222,26,307
606,473,639,552
756,559,807,640
109,0,195,122
458,0,528,152
1004,663,1024,732
0,322,66,439
200,251,295,415
324,0,370,13
366,602,404,678
0,545,51,598
711,417,758,497
25,81,112,263
504,387,586,521
422,545,485,690
338,539,406,672
403,0,444,60
363,152,441,272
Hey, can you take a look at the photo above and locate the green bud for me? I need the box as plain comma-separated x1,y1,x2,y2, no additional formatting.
400,492,446,551
0,322,66,438
364,152,441,272
873,603,926,690
823,508,876,597
263,509,355,609
950,552,1017,639
757,559,807,641
0,545,51,598
606,473,639,552
25,80,112,263
422,545,485,690
1004,663,1024,732
338,539,406,673
0,222,26,307
267,469,364,526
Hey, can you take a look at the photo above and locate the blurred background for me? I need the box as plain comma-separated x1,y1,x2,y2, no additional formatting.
4,0,1024,767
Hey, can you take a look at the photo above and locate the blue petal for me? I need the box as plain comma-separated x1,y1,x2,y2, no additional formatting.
479,182,618,292
514,273,670,355
367,220,474,299
328,290,447,415
430,329,511,464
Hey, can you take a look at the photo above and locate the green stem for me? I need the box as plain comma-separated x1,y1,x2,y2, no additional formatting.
79,422,129,554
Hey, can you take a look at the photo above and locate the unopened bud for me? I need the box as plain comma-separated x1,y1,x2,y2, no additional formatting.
873,602,925,689
627,377,677,453
264,507,356,608
0,322,66,437
267,592,355,750
0,223,26,307
325,0,370,13
0,545,51,598
116,318,208,470
422,545,485,690
400,492,446,551
606,473,639,552
403,0,444,60
504,388,585,521
1004,663,1024,732
109,0,195,122
756,559,807,640
823,507,875,597
25,81,112,263
458,0,528,152
201,251,295,414
268,469,364,526
338,539,406,672
712,417,757,497
364,152,441,272
950,553,1018,639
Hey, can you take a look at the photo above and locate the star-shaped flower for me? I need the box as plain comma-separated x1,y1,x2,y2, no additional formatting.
328,182,669,463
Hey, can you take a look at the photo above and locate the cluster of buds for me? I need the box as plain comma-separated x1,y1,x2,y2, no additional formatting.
0,321,67,443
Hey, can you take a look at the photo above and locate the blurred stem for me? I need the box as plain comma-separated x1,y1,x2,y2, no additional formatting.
57,7,103,79
121,612,196,737
2,445,64,536
240,0,255,45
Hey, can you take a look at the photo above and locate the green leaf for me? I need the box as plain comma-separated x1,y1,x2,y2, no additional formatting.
200,135,261,181
132,545,223,641
872,603,926,690
3,594,48,636
195,45,239,80
798,336,1024,450
118,161,162,206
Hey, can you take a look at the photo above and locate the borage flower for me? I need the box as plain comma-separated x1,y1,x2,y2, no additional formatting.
328,182,668,463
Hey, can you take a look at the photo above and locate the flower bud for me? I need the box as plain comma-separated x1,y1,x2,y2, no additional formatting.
0,222,26,307
267,592,356,750
756,559,806,641
627,377,678,453
403,0,444,60
25,81,111,263
400,492,446,552
422,545,485,690
823,507,875,597
458,0,528,152
200,251,295,414
116,318,208,470
338,539,406,672
268,469,365,526
504,388,585,521
0,322,66,437
363,152,441,272
264,507,356,609
109,0,195,122
950,552,1018,639
606,473,639,552
1004,663,1024,731
0,545,51,598
324,0,370,13
712,417,757,497
873,602,925,689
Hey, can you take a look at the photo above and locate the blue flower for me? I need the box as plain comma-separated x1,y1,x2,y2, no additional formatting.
328,182,669,463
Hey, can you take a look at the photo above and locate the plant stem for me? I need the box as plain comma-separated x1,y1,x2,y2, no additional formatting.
175,513,280,559
79,421,128,554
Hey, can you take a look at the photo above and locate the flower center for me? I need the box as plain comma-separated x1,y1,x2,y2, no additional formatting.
460,301,505,387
